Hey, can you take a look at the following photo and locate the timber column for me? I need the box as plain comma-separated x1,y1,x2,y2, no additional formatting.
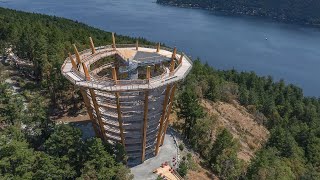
112,67,126,146
68,52,100,137
160,84,177,145
160,53,182,145
141,66,151,162
81,62,107,141
155,48,178,155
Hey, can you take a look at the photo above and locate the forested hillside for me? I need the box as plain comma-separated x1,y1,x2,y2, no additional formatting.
177,60,320,179
157,0,320,25
0,7,153,109
1,7,320,180
0,7,143,179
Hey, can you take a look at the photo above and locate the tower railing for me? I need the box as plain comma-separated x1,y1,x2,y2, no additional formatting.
62,44,193,91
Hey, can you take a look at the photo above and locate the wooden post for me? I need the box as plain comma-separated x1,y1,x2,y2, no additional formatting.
89,37,96,54
141,90,149,162
112,67,118,84
146,66,151,81
170,47,177,72
178,53,184,65
136,40,139,51
141,66,151,162
112,67,126,147
89,89,108,141
68,52,78,70
172,47,177,58
156,43,160,53
115,92,125,146
155,85,171,155
81,61,107,141
160,84,177,145
112,32,116,49
81,63,90,81
80,88,100,138
73,44,81,65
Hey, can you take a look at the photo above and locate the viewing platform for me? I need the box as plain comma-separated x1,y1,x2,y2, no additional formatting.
61,33,192,164
61,44,192,92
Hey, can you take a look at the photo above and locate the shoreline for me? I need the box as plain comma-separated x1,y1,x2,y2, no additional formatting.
157,2,320,28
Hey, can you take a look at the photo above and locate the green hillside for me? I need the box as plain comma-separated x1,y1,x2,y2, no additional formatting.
0,7,320,179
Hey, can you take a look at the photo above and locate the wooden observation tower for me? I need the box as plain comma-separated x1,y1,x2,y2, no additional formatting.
61,33,192,164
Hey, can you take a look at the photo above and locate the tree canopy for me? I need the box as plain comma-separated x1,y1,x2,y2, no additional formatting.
177,59,320,179
0,7,137,179
1,6,320,180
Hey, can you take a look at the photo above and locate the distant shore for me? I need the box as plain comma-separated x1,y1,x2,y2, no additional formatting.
157,1,320,27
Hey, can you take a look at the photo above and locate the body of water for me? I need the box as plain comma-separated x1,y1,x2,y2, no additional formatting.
1,0,320,96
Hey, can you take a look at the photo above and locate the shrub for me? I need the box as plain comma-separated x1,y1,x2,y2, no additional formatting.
177,160,188,177
179,143,184,151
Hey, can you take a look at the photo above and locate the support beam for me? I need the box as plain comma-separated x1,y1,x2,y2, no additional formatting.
170,47,177,72
156,43,160,53
112,32,116,49
146,66,151,81
73,44,81,65
112,67,118,84
112,67,125,146
172,47,177,58
89,89,107,141
89,37,96,54
81,63,90,81
79,88,100,137
178,53,184,65
68,52,78,70
136,40,139,51
141,90,149,162
81,61,107,141
155,84,172,155
160,84,177,145
142,66,151,162
115,92,125,146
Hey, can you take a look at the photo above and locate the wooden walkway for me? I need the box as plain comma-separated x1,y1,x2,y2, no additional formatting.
61,45,192,92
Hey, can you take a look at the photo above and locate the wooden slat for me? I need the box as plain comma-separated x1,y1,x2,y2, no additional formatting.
89,37,96,54
160,84,177,145
155,84,171,155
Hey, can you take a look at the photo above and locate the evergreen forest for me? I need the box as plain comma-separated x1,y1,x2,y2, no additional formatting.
0,7,319,179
